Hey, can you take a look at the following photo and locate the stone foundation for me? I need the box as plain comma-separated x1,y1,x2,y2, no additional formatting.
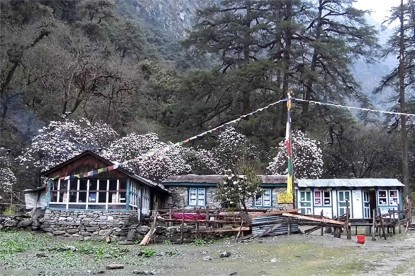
0,209,139,241
40,209,138,240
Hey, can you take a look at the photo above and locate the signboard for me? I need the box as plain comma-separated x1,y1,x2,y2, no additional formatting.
278,192,294,204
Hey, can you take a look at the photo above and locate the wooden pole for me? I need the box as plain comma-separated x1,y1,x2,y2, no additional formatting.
346,199,351,240
180,207,185,244
372,208,376,241
398,204,402,234
320,210,324,236
379,209,387,240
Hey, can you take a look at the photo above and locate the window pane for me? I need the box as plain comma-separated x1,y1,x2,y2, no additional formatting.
88,192,97,203
339,192,344,202
98,192,107,203
99,180,108,190
306,192,311,201
119,192,126,203
69,191,77,202
51,181,58,191
59,192,67,203
70,179,77,190
89,180,98,191
79,191,87,202
79,179,88,190
51,191,58,202
119,180,127,190
345,192,350,200
60,180,68,191
109,180,117,191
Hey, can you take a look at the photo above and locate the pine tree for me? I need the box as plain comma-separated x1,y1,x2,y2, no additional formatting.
376,0,415,191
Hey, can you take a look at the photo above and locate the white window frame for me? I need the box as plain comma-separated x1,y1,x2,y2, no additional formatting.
188,188,206,207
49,178,127,210
377,190,388,206
388,190,399,206
323,190,331,206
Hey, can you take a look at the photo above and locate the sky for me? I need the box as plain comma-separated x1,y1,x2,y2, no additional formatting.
354,0,400,23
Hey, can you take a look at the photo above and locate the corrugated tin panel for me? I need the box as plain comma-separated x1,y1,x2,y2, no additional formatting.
297,179,405,188
251,215,300,236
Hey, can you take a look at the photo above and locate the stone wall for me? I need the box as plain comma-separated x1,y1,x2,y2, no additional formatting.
166,186,221,209
0,209,139,241
40,209,139,240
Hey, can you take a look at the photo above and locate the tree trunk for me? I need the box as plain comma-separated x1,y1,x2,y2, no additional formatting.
399,0,409,194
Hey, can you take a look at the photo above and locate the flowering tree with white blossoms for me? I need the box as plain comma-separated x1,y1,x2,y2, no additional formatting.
267,130,323,179
216,167,261,211
102,132,192,181
0,148,16,198
17,118,119,171
212,126,258,170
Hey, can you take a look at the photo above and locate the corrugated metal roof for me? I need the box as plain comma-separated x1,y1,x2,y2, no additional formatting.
297,178,405,188
163,174,287,184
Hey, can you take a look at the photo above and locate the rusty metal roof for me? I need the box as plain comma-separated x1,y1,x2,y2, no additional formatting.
297,178,405,188
163,174,287,184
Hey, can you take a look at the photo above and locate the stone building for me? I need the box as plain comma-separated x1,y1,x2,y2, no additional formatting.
162,174,292,210
23,151,168,240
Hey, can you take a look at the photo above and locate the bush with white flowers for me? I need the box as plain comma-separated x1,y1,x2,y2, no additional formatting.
267,130,323,179
216,167,261,211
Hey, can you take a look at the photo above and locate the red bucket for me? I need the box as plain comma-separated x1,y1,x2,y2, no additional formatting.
356,235,366,244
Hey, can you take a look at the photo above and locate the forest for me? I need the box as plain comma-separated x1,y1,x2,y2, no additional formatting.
0,0,414,204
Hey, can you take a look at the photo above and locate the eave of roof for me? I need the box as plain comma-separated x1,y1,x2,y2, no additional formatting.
297,178,405,188
40,150,167,193
162,174,287,185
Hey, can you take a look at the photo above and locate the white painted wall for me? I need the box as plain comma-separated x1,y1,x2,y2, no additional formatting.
314,207,333,218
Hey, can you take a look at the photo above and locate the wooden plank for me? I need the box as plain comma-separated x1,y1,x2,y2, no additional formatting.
192,227,250,233
248,209,299,218
139,208,158,246
304,226,322,235
282,213,344,226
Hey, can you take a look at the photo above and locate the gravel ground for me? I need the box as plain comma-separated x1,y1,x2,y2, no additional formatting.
1,228,415,276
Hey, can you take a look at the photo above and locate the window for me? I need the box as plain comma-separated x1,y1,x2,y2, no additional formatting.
254,189,272,207
299,191,312,215
49,178,128,210
338,191,351,216
389,190,399,206
188,188,206,206
378,190,387,205
314,191,322,206
323,191,331,206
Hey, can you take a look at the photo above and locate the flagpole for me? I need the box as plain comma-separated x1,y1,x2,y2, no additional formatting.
286,91,295,208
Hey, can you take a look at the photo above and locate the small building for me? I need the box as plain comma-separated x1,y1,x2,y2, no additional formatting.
21,151,170,240
162,174,291,210
24,186,48,210
40,151,168,217
296,178,405,219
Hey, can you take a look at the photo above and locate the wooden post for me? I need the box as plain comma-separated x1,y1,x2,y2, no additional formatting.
288,217,292,235
346,199,351,240
379,209,387,240
397,204,402,234
180,207,185,244
320,210,324,236
372,208,376,241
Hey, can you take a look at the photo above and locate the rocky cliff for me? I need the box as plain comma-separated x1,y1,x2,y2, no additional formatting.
120,0,214,38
